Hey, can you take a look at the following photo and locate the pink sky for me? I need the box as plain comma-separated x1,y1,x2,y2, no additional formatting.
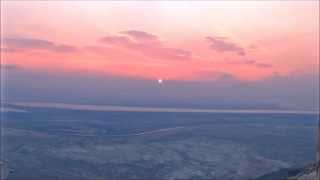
1,1,319,81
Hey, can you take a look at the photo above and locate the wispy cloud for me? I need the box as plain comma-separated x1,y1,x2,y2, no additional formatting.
227,59,273,68
121,30,158,41
255,63,272,68
206,36,246,56
0,48,20,53
3,38,78,53
100,30,192,60
0,64,21,70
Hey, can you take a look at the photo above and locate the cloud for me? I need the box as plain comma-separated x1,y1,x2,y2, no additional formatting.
0,48,20,53
100,30,192,60
100,36,131,45
227,59,272,68
242,60,256,65
199,70,238,82
0,64,21,70
255,63,273,68
206,36,246,56
248,61,273,68
121,30,158,41
3,38,78,53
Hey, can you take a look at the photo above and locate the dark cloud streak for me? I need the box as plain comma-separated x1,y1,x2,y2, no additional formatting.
121,30,158,41
3,38,78,53
0,64,21,70
100,30,192,60
206,36,246,56
227,59,273,68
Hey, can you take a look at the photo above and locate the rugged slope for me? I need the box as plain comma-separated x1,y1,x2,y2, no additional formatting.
254,164,317,180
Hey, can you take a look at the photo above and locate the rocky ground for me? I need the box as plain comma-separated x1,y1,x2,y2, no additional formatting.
253,163,317,180
2,107,318,180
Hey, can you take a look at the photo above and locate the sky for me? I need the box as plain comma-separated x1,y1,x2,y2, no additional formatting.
1,1,319,110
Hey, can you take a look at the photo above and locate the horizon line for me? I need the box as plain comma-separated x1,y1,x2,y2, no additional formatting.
3,101,319,115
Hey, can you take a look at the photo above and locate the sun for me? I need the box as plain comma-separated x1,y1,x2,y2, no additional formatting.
158,79,163,84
